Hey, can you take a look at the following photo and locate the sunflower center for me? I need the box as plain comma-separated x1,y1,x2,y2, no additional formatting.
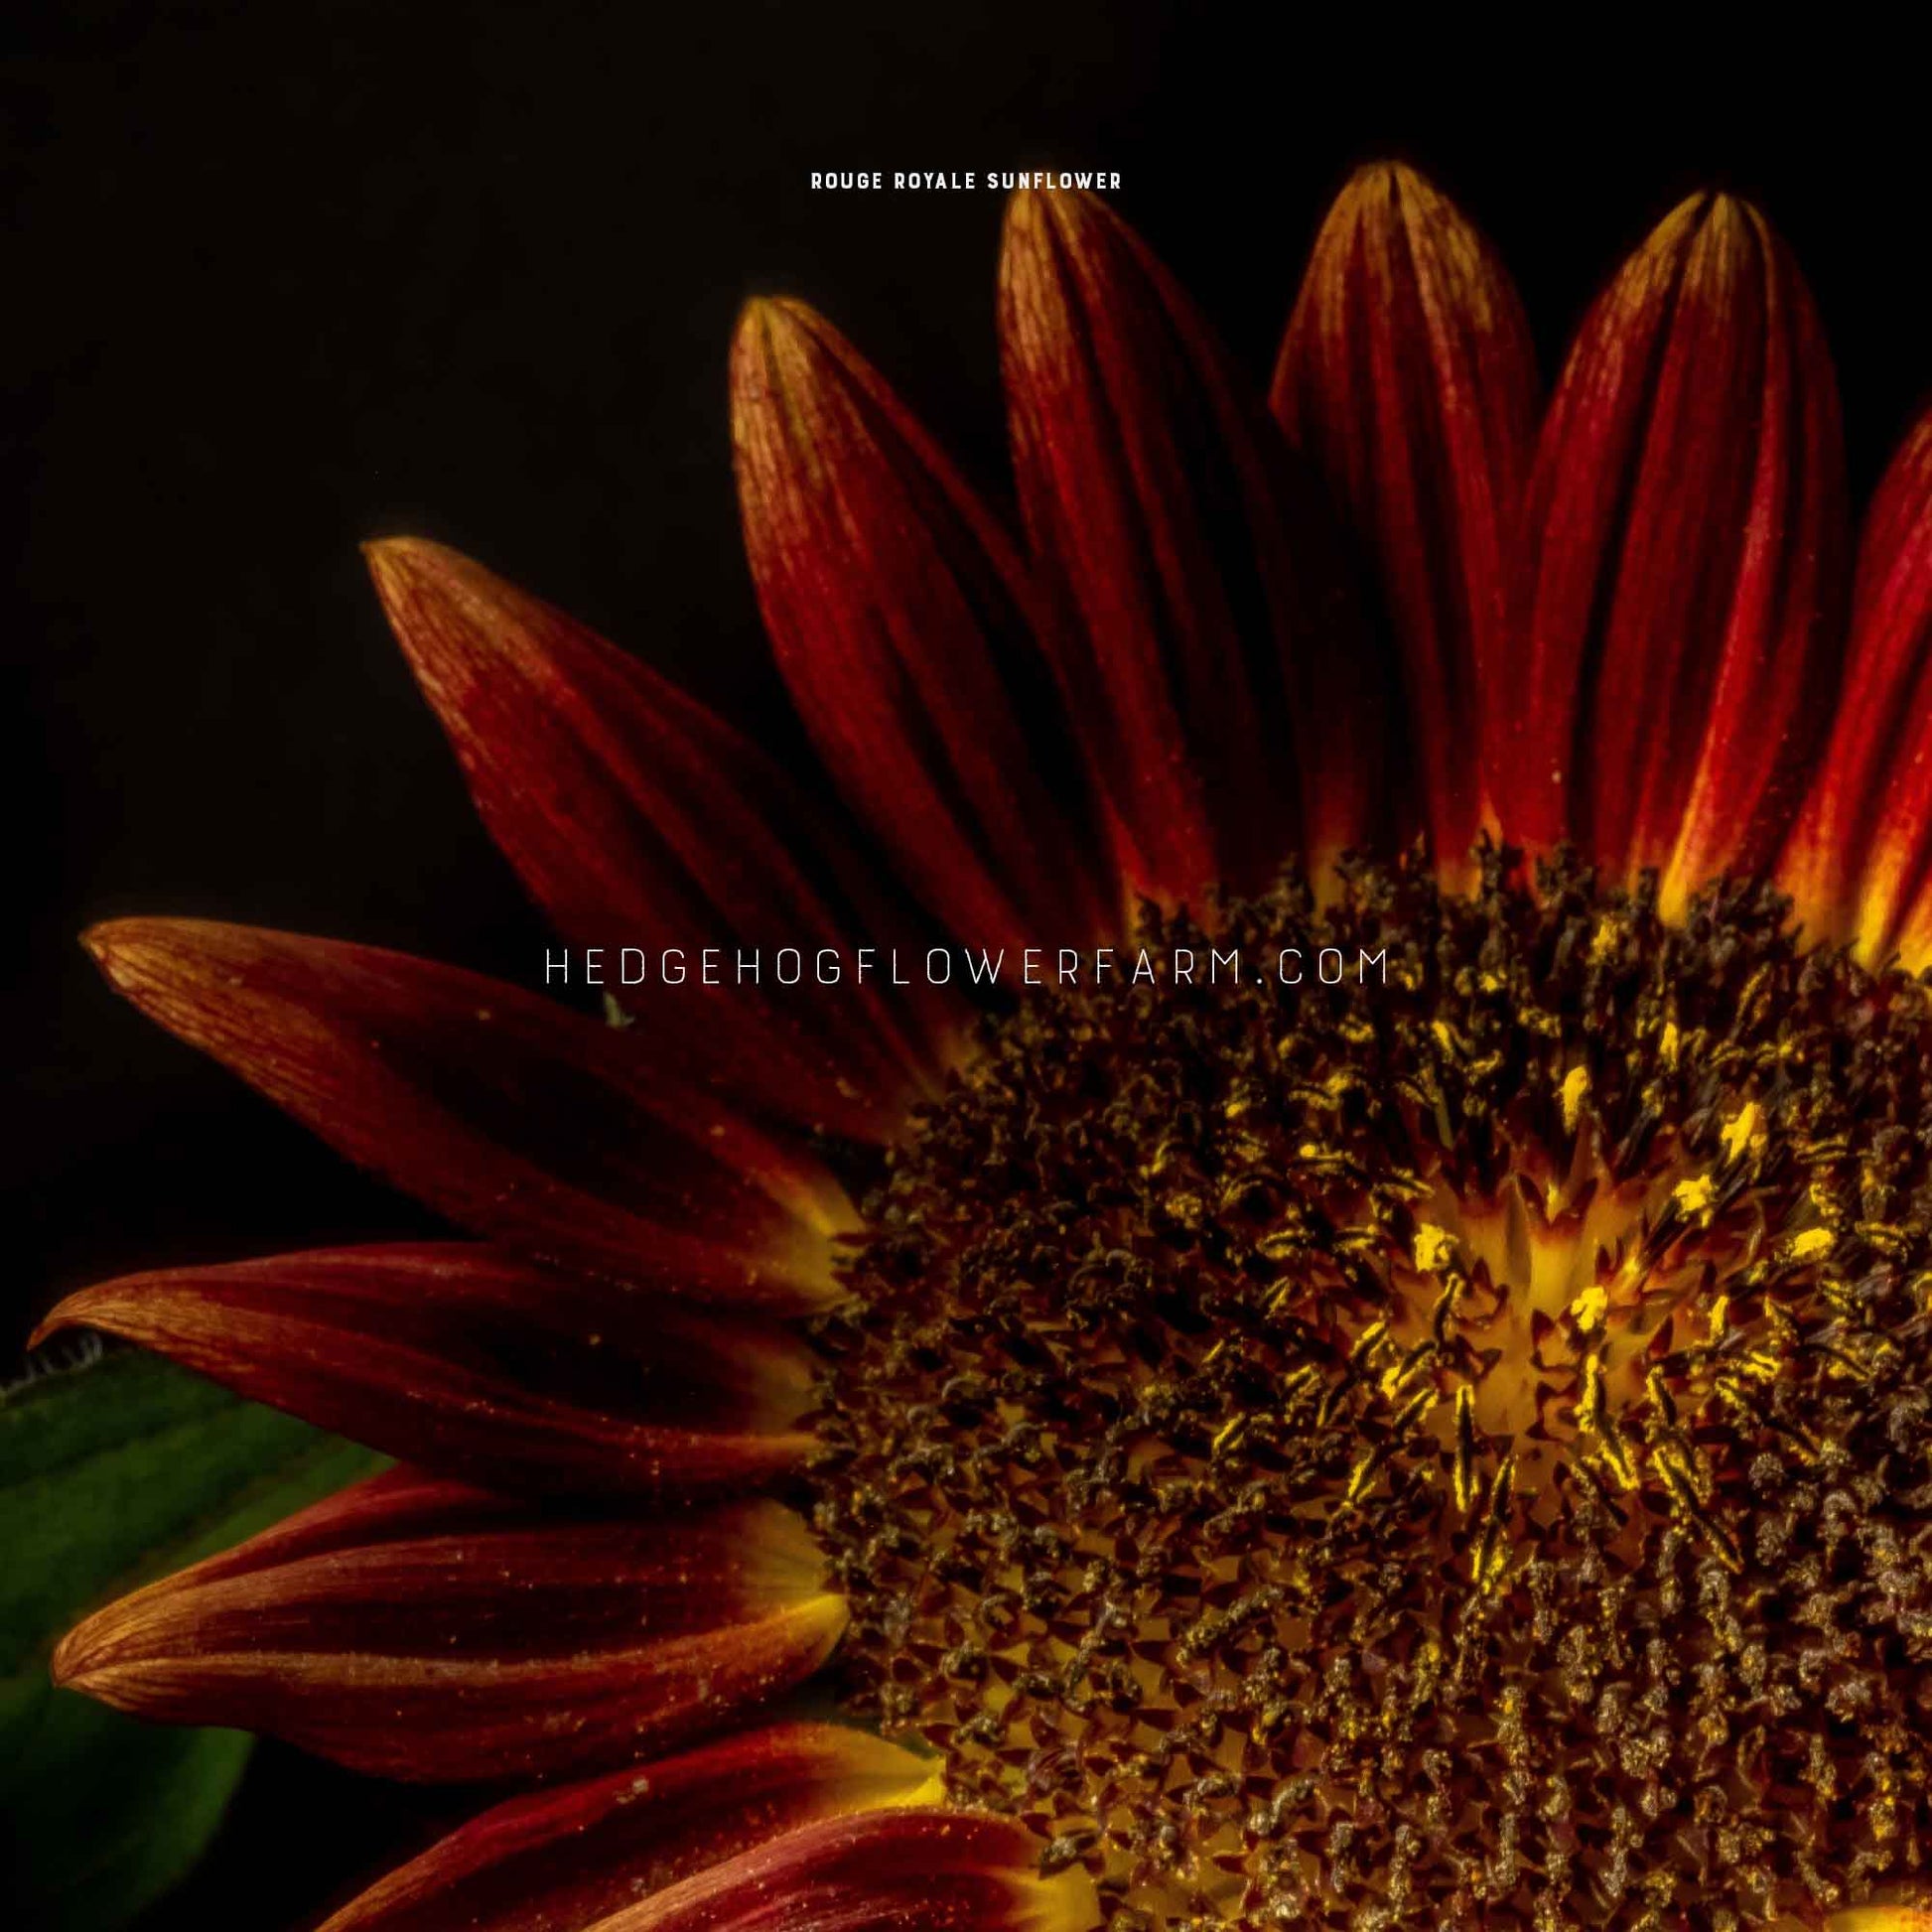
805,855,1932,1931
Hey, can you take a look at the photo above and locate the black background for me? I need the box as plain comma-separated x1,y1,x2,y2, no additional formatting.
9,6,1928,1924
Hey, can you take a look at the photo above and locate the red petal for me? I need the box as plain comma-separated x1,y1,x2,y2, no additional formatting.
1500,192,1848,914
82,919,855,1313
319,1724,943,1932
32,1244,814,1499
53,1474,846,1783
999,188,1382,907
366,538,938,1140
731,299,1108,951
1779,408,1932,960
1272,162,1537,879
593,1808,1094,1932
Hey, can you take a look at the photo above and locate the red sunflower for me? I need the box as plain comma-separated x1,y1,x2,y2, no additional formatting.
38,165,1932,1932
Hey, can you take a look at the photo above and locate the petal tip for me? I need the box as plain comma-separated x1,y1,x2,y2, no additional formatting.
362,533,488,627
77,920,116,971
1340,157,1428,206
361,533,438,594
364,537,563,700
732,297,849,435
47,1631,80,1690
49,1607,114,1695
731,293,780,353
1689,185,1752,223
1647,185,1763,263
734,292,808,333
79,915,180,992
81,917,264,1014
1325,159,1475,252
24,1300,73,1351
1003,181,1044,230
731,295,829,400
1002,180,1104,255
359,532,416,566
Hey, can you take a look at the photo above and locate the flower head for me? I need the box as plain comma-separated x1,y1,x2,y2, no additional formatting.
38,166,1932,1932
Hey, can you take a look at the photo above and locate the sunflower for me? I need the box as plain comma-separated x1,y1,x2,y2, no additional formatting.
37,164,1932,1932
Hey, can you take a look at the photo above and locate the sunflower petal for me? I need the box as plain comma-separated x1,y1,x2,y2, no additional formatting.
82,919,855,1312
1778,409,1932,962
32,1244,814,1499
1501,192,1848,915
1272,162,1537,878
999,187,1379,907
587,1808,1096,1932
731,298,1107,950
318,1725,943,1932
53,1473,847,1783
365,538,935,1140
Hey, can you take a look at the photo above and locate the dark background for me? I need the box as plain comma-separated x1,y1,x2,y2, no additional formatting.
8,6,1927,1924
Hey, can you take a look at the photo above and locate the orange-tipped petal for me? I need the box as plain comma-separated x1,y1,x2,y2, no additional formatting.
82,919,855,1312
32,1244,814,1499
999,187,1382,908
319,1724,943,1932
1273,162,1537,880
52,1473,847,1784
592,1807,1096,1932
732,298,1108,951
1501,191,1848,914
365,537,936,1140
1779,409,1932,961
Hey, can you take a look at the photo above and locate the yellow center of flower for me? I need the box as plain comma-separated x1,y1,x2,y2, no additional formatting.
806,855,1932,1932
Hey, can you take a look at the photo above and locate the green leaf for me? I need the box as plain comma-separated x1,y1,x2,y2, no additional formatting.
0,1345,383,1931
